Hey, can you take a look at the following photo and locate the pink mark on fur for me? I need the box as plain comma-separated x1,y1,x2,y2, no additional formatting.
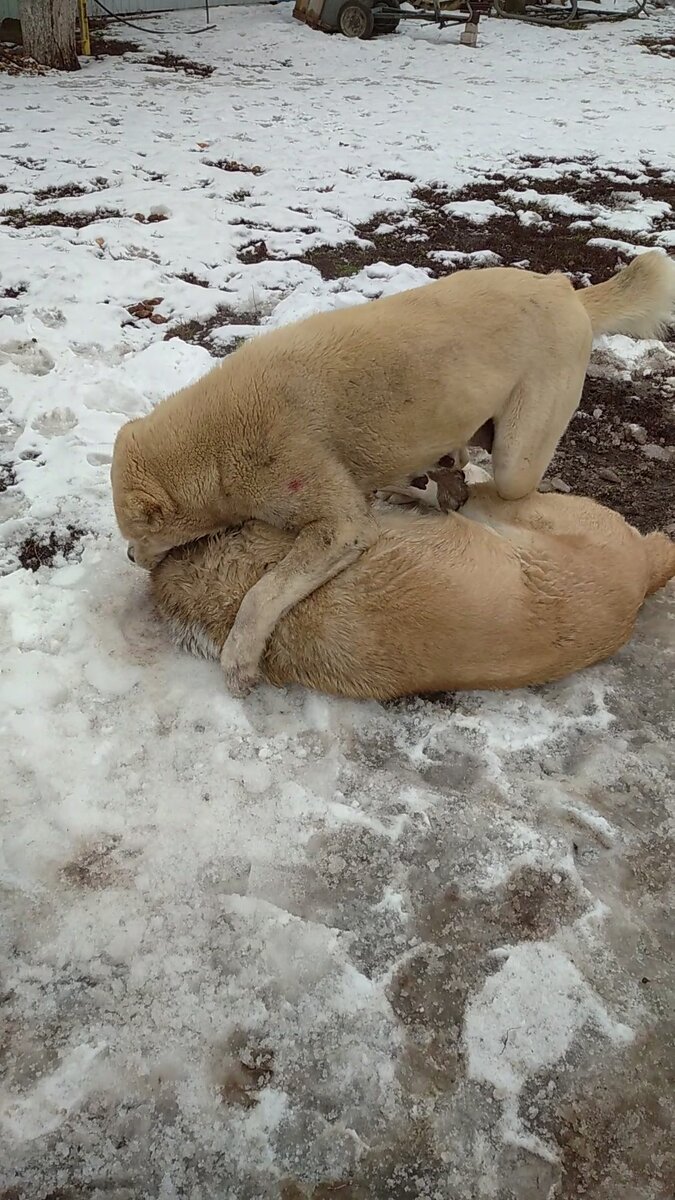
288,478,304,493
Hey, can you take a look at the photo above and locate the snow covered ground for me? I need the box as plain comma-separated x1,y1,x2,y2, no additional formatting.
1,8,674,1198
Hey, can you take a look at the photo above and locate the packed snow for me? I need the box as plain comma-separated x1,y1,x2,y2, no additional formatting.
1,7,674,1198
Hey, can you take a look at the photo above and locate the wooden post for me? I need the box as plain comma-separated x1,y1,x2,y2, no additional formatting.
460,0,490,47
77,0,90,55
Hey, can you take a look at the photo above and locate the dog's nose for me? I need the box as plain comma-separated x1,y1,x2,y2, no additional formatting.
127,545,135,563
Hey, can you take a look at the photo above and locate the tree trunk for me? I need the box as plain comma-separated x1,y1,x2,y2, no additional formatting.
20,0,79,71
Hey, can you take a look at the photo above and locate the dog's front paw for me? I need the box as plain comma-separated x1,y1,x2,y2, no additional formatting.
430,467,469,513
220,645,261,697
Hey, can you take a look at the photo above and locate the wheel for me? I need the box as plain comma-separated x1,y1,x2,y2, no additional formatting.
337,1,376,38
373,0,401,34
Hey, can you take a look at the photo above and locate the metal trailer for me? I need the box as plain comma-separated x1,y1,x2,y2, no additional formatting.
292,0,492,44
292,0,648,37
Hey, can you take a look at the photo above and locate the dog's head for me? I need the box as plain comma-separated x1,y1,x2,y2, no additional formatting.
112,416,237,570
111,420,181,569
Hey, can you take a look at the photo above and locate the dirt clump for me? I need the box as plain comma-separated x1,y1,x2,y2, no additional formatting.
143,51,214,78
18,527,84,572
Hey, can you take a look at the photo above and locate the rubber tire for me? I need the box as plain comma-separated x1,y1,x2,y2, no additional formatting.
373,0,401,34
337,1,376,38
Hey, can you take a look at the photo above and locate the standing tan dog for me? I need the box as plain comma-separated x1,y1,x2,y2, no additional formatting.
150,484,675,700
112,252,675,694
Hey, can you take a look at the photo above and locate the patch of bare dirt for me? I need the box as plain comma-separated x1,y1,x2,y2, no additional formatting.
0,284,26,300
637,34,675,58
379,169,415,183
389,865,587,1053
89,36,141,58
546,373,675,533
300,165,674,284
34,178,109,202
164,304,262,352
0,43,45,76
238,238,269,264
296,160,675,532
1,207,122,230
18,527,84,572
0,462,17,491
33,182,86,201
521,1039,673,1200
213,1032,275,1110
60,836,136,890
176,271,211,288
142,51,214,78
205,159,265,176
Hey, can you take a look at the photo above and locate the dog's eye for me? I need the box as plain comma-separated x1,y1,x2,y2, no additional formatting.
410,475,429,490
438,454,455,469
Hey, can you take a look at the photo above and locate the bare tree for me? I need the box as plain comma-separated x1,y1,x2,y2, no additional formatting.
20,0,79,71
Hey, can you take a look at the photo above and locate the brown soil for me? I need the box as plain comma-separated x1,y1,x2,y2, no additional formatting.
296,160,675,532
300,165,674,284
217,1048,275,1109
0,43,45,76
89,36,141,58
142,51,214,78
165,304,262,352
176,272,211,288
60,836,124,890
18,527,84,572
34,182,86,201
637,34,675,58
1,208,122,230
238,239,270,264
547,373,674,533
205,159,265,176
33,178,108,202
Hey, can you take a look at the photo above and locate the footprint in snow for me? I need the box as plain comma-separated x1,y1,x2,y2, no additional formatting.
32,407,78,437
0,339,55,377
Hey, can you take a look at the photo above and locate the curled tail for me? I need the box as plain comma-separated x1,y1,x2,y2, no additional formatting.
579,251,675,338
643,531,675,596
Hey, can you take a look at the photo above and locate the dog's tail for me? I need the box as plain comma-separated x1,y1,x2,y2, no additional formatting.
643,531,675,596
579,251,675,338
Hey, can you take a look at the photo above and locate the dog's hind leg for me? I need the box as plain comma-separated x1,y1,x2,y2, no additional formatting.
491,361,588,502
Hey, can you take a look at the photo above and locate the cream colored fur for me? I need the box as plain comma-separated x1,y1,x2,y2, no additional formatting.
111,252,675,694
150,485,675,702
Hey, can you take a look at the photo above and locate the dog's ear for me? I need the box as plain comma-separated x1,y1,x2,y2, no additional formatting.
127,488,173,533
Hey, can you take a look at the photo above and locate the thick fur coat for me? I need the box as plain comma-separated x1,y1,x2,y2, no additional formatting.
151,486,675,701
112,252,675,692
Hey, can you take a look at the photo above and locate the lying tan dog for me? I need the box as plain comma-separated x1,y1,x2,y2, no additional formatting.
150,481,675,701
112,252,675,694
